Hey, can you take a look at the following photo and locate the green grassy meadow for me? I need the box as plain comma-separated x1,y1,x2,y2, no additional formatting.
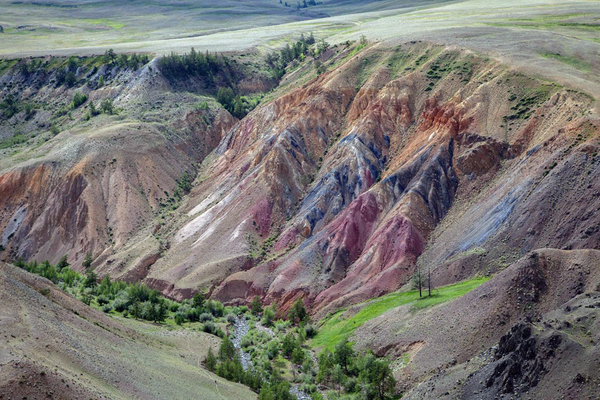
312,276,490,351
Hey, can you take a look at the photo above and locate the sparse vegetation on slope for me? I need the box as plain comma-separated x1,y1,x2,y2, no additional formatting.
0,262,257,400
14,257,227,329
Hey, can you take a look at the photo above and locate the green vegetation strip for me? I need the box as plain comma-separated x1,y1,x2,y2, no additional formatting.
312,276,490,351
540,52,592,72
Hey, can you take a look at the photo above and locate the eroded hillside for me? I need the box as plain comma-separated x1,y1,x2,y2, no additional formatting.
150,43,598,316
2,42,599,312
1,38,600,399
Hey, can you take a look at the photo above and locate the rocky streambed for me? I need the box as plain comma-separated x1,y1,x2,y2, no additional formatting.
231,316,252,371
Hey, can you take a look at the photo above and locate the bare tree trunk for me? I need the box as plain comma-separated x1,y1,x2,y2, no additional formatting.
428,265,431,297
418,266,422,298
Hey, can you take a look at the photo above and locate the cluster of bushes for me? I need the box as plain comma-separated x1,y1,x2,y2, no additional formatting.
0,93,38,121
71,92,88,109
171,292,227,336
204,334,295,399
11,51,149,91
13,257,241,339
16,257,173,322
83,98,114,120
0,133,29,149
15,258,70,285
0,98,37,123
15,254,396,399
214,295,396,399
316,339,396,399
217,298,318,398
158,171,196,212
55,68,77,88
215,87,262,119
204,337,264,391
171,171,193,201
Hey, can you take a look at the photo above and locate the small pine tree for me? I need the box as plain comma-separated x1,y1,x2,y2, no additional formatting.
292,347,305,365
334,338,354,374
155,301,167,323
131,301,141,319
259,385,275,400
282,333,296,358
316,350,334,384
100,98,114,115
205,347,217,372
192,292,205,309
332,364,345,395
98,274,112,296
83,253,93,269
250,295,263,315
83,270,97,288
287,298,308,325
262,303,276,327
174,313,185,325
219,336,236,362
104,49,116,64
56,255,69,270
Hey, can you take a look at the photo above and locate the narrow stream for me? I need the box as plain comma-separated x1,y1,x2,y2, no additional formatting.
231,316,311,400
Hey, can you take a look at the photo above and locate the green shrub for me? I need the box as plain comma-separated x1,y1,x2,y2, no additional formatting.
71,92,88,109
96,295,110,306
202,321,223,337
112,296,129,313
100,98,114,115
226,313,237,324
207,300,224,317
199,312,213,322
262,304,276,327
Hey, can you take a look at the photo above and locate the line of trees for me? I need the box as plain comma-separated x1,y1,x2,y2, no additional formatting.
15,257,171,322
103,49,150,70
157,48,239,85
264,33,326,79
13,255,233,331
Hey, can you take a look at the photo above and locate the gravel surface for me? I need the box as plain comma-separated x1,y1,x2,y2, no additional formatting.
232,316,253,371
290,385,312,400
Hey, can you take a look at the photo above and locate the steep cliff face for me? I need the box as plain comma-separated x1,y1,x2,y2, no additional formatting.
1,42,598,317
